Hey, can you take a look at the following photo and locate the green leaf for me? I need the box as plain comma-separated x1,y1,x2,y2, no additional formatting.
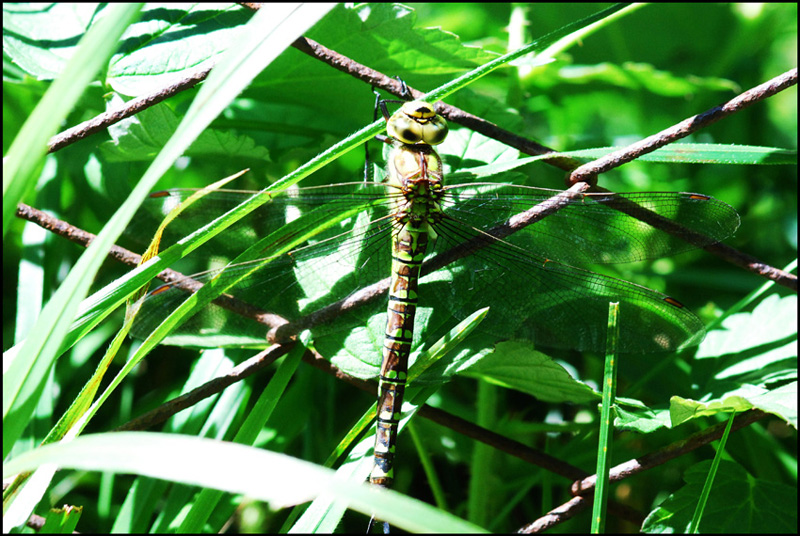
41,505,83,534
462,340,599,404
667,295,797,428
100,100,270,162
3,4,118,80
670,382,797,429
530,61,740,96
108,4,251,96
697,294,797,359
642,459,797,533
615,406,672,433
670,392,756,426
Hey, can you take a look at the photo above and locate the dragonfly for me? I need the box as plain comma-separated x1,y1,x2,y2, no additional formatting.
130,96,740,509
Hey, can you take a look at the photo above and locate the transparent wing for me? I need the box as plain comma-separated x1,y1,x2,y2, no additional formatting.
441,183,740,265
130,183,401,346
423,226,705,353
129,182,738,353
421,186,739,353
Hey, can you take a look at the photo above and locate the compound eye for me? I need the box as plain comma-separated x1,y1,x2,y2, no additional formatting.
386,100,448,145
421,115,448,146
388,115,424,144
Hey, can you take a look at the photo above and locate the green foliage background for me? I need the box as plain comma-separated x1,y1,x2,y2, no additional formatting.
4,3,796,533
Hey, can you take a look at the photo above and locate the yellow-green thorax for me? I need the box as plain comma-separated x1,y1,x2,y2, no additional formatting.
386,141,445,228
384,99,448,229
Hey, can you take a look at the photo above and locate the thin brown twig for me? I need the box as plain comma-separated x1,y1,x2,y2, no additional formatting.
571,409,767,495
114,344,291,432
16,202,772,532
517,409,769,533
40,27,796,291
569,68,798,184
702,241,796,289
17,16,794,530
517,497,646,533
591,185,797,291
47,66,213,153
419,404,586,481
15,203,289,331
518,496,590,534
289,36,582,172
113,343,372,434
289,40,797,288
16,202,143,267
42,32,576,168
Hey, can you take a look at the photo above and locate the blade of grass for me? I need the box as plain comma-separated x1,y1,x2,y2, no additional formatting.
2,4,144,462
178,342,306,533
591,302,620,534
2,7,335,528
3,3,333,461
687,412,736,533
468,380,498,527
2,171,248,515
2,432,487,533
409,421,448,511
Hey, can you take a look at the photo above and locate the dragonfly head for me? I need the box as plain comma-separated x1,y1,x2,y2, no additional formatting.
387,100,448,146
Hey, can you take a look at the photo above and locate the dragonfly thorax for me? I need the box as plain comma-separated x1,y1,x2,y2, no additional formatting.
393,184,446,226
386,141,445,227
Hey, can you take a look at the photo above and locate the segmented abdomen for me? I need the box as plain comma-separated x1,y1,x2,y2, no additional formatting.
370,219,429,487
